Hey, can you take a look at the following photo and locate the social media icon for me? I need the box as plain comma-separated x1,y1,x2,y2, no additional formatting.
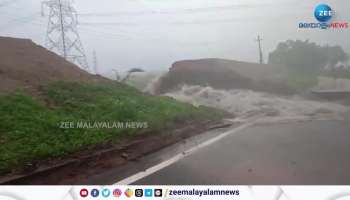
102,189,111,198
135,189,143,197
154,189,162,197
124,188,133,198
91,189,100,198
80,189,89,198
113,189,122,198
145,189,153,197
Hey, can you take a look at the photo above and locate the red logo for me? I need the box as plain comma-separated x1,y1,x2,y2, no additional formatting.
113,189,122,198
80,188,89,198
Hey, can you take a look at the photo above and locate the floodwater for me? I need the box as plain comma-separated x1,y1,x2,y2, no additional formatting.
164,85,348,122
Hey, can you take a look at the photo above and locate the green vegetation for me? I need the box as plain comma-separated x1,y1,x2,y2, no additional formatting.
286,70,319,90
0,81,224,174
268,40,349,89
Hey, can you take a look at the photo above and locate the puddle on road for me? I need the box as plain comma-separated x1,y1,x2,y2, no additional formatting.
164,85,348,123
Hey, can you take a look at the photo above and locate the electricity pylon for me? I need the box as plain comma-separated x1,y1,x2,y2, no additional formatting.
93,50,98,75
42,0,89,71
256,35,264,64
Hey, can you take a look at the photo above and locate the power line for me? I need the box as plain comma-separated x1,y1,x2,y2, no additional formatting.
78,4,269,17
0,14,134,42
78,17,242,27
0,13,43,29
0,0,19,8
79,26,132,39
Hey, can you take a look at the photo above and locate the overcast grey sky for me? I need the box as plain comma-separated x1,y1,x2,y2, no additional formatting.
0,0,349,74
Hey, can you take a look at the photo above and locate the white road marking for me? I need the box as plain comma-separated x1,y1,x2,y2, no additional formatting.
114,119,258,185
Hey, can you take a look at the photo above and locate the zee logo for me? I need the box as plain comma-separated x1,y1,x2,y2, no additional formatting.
314,4,333,22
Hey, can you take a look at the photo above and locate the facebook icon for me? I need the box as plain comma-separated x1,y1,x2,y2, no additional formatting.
91,189,99,198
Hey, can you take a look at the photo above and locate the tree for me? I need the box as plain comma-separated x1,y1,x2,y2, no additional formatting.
268,40,348,75
324,45,348,68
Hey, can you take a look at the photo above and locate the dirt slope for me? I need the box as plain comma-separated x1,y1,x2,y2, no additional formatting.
152,58,294,95
0,37,108,94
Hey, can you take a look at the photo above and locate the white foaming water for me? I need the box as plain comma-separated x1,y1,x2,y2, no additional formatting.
165,85,348,123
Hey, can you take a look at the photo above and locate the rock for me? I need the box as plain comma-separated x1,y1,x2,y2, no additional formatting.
121,152,129,160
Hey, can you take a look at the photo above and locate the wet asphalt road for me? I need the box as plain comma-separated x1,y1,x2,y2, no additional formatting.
133,120,350,185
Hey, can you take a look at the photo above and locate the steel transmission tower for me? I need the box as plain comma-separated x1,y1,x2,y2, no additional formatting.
42,0,89,71
92,50,98,75
255,35,264,64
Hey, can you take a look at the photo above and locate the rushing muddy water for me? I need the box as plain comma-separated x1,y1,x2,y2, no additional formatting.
162,85,348,122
